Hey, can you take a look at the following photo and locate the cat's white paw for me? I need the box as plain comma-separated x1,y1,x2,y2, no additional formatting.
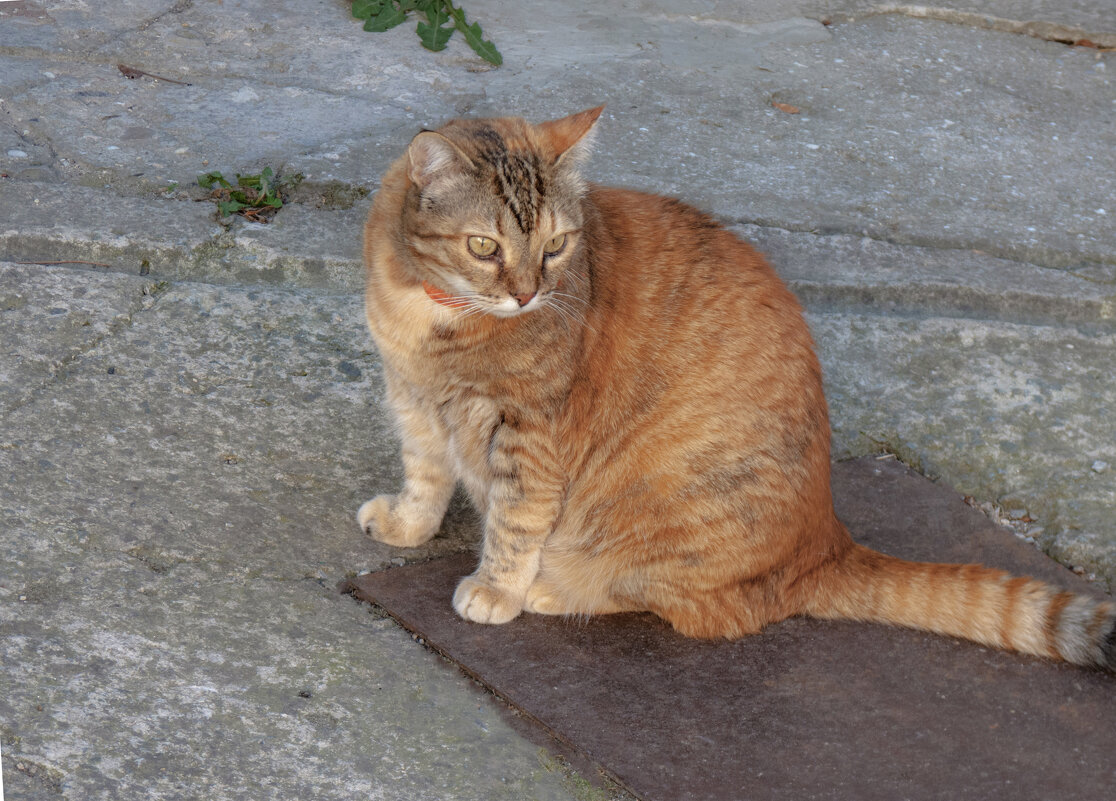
453,576,523,624
357,495,439,547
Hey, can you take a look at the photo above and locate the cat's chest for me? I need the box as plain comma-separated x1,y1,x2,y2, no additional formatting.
372,314,506,393
435,391,501,504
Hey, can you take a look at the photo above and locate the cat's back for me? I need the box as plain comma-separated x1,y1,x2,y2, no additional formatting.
580,185,814,360
556,185,834,570
584,186,799,315
564,185,827,468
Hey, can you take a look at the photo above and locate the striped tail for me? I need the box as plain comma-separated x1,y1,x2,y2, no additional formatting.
803,543,1116,670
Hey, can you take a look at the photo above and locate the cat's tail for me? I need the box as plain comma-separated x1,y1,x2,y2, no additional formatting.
801,542,1116,670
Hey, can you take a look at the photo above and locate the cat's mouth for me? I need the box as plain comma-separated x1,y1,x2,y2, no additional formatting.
422,279,546,318
424,278,587,327
487,293,542,317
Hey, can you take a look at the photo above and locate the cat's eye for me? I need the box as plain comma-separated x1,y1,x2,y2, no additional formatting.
543,234,567,256
467,236,498,258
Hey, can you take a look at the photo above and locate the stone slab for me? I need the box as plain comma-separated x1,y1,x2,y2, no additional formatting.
812,311,1116,586
349,456,1116,801
3,3,1113,270
0,183,366,289
745,225,1116,330
0,262,603,800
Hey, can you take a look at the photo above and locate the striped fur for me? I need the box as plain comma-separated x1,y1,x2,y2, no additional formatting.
358,108,1116,670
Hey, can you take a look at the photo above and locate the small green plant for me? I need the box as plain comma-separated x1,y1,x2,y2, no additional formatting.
197,167,301,222
351,0,502,66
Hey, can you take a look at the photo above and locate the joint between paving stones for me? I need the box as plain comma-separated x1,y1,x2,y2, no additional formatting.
9,217,1115,333
0,751,66,794
2,276,170,417
133,0,196,36
834,441,1112,591
832,4,1116,48
2,105,60,173
723,214,1116,273
795,283,1116,334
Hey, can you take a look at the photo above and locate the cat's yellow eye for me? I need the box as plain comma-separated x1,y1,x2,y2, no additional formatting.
543,234,567,256
467,236,498,258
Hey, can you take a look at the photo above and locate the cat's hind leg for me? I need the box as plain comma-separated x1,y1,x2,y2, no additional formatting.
523,553,640,617
531,545,772,634
522,576,576,615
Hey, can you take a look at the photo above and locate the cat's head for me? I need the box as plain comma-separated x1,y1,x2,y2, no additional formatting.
398,106,603,318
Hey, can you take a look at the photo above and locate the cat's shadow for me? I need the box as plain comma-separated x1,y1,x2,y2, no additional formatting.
439,487,482,545
366,486,484,565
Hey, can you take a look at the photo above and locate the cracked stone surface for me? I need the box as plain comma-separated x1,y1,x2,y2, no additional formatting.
3,4,1114,276
0,262,592,800
814,312,1116,578
1,0,1114,797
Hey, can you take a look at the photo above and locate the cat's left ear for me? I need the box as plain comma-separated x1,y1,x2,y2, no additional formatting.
407,131,473,189
538,105,605,165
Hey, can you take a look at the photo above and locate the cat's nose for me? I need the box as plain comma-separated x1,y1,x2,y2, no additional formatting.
512,291,536,307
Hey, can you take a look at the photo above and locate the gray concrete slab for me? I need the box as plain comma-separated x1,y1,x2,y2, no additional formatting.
0,262,607,800
814,311,1116,577
2,0,1116,797
4,2,1114,271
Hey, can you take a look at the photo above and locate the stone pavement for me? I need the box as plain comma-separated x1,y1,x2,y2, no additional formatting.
1,1,1113,798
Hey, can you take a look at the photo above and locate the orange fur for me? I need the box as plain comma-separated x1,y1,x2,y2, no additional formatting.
358,108,1116,669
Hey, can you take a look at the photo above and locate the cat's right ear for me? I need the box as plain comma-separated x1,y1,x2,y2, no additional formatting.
407,131,472,189
538,105,605,166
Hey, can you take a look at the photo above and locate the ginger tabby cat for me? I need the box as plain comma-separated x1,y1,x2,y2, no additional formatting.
358,106,1115,670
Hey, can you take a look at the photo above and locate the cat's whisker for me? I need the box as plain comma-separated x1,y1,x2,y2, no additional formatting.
550,290,589,310
430,286,492,319
545,294,594,333
551,300,585,327
559,298,591,324
425,274,489,314
559,268,590,294
456,303,489,320
541,296,578,328
549,306,578,334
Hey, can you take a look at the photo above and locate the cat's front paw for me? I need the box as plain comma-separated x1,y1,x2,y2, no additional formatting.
453,575,523,624
357,495,439,547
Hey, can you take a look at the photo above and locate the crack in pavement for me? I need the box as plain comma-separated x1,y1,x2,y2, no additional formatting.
847,3,1116,48
1,751,65,795
720,213,1116,272
1,274,172,418
134,0,195,35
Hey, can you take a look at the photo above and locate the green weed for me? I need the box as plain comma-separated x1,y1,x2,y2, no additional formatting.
351,0,502,66
197,167,302,222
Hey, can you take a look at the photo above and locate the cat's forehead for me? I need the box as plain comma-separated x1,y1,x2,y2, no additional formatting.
444,117,536,155
445,120,556,235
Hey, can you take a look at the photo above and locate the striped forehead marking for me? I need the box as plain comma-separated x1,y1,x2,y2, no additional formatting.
471,125,547,234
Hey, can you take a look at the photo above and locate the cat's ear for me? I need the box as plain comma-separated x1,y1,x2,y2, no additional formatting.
407,131,473,189
538,105,605,165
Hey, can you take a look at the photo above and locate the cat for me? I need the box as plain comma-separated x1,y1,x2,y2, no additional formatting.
357,106,1115,670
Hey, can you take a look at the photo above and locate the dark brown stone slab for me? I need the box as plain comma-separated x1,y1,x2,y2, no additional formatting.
347,456,1116,801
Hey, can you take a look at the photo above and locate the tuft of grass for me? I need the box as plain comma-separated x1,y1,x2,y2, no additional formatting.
535,750,632,801
351,0,502,66
197,167,302,222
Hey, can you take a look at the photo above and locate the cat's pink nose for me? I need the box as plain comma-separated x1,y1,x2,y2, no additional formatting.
512,291,536,307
